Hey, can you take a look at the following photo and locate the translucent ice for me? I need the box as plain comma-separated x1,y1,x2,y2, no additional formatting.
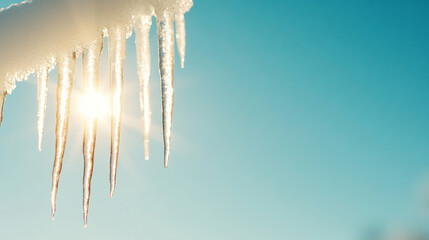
51,52,77,219
134,15,153,160
37,67,49,151
0,92,6,127
82,35,104,226
157,10,176,168
175,13,186,68
108,27,126,198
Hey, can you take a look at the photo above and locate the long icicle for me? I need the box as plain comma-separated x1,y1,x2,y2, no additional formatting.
109,27,126,198
134,15,152,160
51,52,76,219
37,67,49,151
0,91,6,127
157,10,175,168
175,13,186,68
82,35,103,226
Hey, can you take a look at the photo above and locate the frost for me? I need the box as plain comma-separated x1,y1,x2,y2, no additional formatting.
0,0,193,225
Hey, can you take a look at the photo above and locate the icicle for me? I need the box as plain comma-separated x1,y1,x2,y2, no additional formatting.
51,52,76,219
0,91,6,127
82,35,103,227
134,15,152,160
109,27,126,198
175,13,186,68
157,10,175,168
37,67,49,151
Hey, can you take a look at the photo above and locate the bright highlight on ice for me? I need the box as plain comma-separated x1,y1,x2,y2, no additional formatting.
0,0,193,226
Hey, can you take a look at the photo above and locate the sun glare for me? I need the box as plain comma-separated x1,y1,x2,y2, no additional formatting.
80,92,110,118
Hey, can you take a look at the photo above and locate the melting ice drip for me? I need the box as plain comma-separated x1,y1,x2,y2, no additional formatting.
0,0,192,226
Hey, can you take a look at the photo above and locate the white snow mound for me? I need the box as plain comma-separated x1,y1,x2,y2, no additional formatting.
0,0,193,93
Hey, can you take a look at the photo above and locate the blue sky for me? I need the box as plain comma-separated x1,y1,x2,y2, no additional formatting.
0,0,429,239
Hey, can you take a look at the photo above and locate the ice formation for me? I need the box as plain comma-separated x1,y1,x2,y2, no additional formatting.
82,35,104,226
51,52,77,219
37,67,49,151
0,0,193,226
134,15,153,161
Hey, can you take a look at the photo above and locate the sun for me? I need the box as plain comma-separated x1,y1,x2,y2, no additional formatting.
79,91,110,119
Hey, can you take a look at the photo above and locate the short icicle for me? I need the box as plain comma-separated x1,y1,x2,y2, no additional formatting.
0,91,6,127
37,67,49,151
157,10,175,168
175,13,186,68
109,27,126,198
51,52,76,219
82,35,103,226
134,15,152,160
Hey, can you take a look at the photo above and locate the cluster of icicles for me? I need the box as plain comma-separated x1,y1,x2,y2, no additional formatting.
0,10,189,226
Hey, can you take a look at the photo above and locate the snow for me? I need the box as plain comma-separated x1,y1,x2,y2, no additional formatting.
0,0,193,93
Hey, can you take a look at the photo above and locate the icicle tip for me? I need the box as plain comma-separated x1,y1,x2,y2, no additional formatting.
181,58,185,69
51,190,57,220
144,141,149,160
38,141,42,152
164,150,170,168
109,185,115,199
0,91,6,127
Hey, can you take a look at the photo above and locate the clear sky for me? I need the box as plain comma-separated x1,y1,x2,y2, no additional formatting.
0,1,429,239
